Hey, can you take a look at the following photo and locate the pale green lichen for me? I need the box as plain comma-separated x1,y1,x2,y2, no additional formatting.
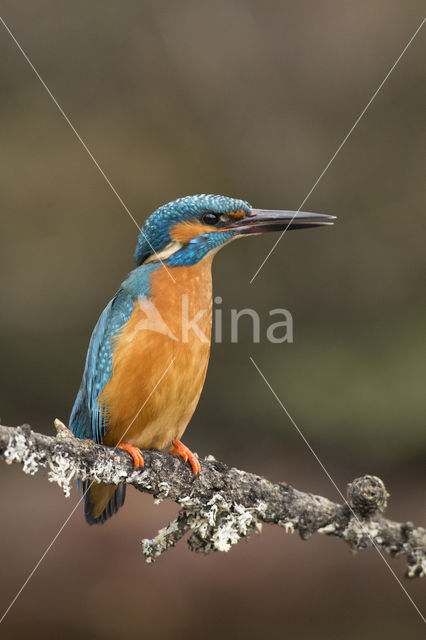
406,552,425,579
1,424,424,577
4,428,42,475
47,451,76,497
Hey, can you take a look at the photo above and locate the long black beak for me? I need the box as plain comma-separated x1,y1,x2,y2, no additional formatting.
228,209,335,235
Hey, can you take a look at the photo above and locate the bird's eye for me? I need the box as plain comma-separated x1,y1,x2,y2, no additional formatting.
202,212,220,225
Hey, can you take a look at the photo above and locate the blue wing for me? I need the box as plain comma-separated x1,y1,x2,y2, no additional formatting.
69,289,135,444
69,262,159,444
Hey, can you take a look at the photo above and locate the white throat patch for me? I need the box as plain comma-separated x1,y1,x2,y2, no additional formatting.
144,241,183,264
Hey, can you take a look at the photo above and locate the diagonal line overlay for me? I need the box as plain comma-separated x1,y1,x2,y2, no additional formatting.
0,16,176,283
250,356,425,625
0,358,175,625
250,16,426,284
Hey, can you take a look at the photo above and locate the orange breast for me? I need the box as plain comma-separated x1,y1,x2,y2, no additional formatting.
99,256,213,450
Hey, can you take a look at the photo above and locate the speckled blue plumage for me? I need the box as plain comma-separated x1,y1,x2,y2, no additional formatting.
168,230,234,266
69,262,161,444
135,194,250,265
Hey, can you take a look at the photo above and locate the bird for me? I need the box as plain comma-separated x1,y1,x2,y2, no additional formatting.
69,194,334,524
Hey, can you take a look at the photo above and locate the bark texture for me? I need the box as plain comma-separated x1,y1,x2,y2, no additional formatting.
0,421,424,577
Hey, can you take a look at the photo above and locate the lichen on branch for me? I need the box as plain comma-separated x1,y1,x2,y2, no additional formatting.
0,422,424,577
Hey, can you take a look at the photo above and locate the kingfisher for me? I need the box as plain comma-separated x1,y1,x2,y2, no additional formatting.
69,194,334,524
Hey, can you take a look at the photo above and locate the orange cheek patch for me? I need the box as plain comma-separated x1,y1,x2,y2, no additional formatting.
170,221,215,243
229,209,246,220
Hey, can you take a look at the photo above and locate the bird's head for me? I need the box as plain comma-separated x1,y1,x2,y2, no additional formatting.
135,194,334,267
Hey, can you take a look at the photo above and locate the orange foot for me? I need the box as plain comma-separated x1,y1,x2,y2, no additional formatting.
168,440,201,475
117,442,144,467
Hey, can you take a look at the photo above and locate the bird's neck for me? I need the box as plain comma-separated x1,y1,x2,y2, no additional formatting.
149,255,214,336
122,255,214,343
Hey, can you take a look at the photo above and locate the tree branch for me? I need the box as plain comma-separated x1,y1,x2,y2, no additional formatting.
0,422,424,577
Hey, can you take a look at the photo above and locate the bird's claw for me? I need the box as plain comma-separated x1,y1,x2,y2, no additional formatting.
117,442,145,467
169,440,201,475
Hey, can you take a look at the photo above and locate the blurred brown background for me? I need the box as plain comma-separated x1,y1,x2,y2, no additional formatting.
0,1,425,638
